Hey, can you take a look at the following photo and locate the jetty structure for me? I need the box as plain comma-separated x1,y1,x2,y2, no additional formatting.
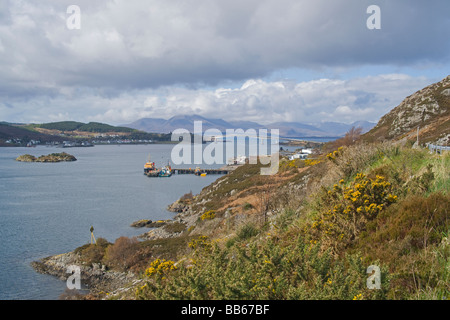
145,165,232,177
171,166,231,175
144,162,236,177
143,153,244,177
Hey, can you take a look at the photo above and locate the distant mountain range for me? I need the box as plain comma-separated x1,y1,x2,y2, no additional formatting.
4,76,448,147
125,115,376,138
0,116,376,147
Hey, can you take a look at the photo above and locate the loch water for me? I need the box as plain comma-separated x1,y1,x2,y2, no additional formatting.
0,144,220,299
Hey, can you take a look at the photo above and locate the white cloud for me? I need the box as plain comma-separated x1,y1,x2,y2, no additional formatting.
1,0,449,91
335,106,352,115
0,73,431,125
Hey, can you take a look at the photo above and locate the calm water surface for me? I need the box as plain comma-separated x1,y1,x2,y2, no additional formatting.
0,144,220,300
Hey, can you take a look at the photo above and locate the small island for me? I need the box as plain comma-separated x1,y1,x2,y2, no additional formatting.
15,152,77,162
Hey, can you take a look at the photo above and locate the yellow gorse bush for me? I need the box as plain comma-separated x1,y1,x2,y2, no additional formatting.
188,235,212,250
326,173,396,218
308,173,397,250
136,259,177,299
136,236,384,300
145,259,177,277
353,293,363,300
304,159,321,166
200,210,216,221
326,147,343,162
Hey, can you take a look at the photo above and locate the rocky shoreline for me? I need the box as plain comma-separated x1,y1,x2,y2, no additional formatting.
30,197,195,299
31,251,143,299
30,177,221,299
130,219,169,228
137,198,201,240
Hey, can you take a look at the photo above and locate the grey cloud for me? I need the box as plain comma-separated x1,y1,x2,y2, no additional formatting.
0,0,448,125
1,0,449,92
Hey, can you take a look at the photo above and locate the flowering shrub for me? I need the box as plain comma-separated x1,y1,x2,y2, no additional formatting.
304,159,321,166
188,235,212,250
307,173,397,251
136,237,388,300
326,147,343,162
278,159,301,172
136,259,177,299
145,259,177,277
200,210,216,221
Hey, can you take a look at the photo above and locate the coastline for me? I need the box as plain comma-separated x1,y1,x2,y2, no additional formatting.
30,178,210,299
30,251,143,299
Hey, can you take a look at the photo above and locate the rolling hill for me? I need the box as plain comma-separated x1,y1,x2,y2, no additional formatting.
0,123,66,146
30,121,136,133
0,121,171,146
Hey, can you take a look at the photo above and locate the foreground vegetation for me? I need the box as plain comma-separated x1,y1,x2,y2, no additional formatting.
74,141,449,300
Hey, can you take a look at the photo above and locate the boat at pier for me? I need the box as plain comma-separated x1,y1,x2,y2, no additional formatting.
158,165,172,177
144,157,157,175
144,156,172,177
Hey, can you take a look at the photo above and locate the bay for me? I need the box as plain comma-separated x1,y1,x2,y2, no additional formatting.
0,144,220,300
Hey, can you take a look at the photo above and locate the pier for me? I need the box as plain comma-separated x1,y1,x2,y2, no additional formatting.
145,164,241,177
172,167,231,175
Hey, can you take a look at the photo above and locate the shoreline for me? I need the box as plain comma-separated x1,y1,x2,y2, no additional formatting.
1,142,177,148
30,176,215,299
30,251,143,299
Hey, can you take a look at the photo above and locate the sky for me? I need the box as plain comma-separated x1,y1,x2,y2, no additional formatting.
0,0,449,126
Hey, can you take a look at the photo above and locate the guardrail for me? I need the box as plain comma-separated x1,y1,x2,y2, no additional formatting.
427,144,450,153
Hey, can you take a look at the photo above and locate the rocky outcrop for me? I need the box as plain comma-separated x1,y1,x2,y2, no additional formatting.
15,154,36,162
364,75,450,144
138,201,198,240
30,251,139,298
130,219,170,228
167,199,189,213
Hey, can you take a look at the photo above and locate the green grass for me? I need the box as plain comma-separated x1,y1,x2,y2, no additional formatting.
163,222,187,234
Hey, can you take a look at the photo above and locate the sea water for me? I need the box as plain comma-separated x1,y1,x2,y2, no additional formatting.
0,144,219,299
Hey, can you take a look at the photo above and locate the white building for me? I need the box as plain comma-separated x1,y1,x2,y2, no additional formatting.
289,153,308,160
227,155,248,165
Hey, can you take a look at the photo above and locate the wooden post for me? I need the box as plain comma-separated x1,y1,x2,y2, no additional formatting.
416,126,419,146
90,226,97,245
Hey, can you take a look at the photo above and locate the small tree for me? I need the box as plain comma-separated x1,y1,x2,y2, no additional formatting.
256,187,273,225
103,236,139,271
324,126,363,153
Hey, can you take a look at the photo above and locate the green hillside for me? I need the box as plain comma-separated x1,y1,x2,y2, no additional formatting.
35,121,85,131
34,121,136,133
133,144,448,300
1,121,172,145
65,142,448,300
0,123,65,146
